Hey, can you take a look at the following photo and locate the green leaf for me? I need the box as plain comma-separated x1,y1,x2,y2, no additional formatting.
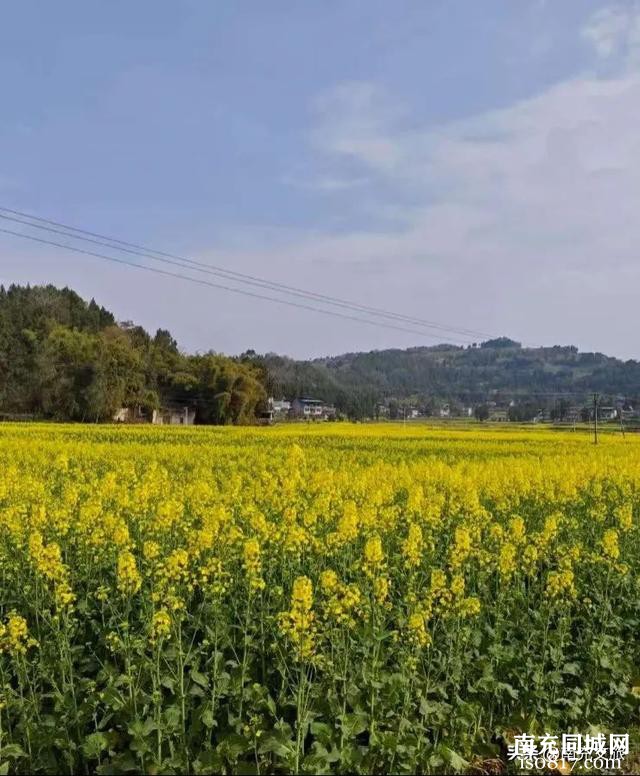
217,732,252,759
0,745,26,760
310,721,334,745
83,732,109,759
258,734,294,758
339,712,368,738
191,670,209,688
193,750,224,774
439,745,469,770
160,675,176,692
201,707,215,728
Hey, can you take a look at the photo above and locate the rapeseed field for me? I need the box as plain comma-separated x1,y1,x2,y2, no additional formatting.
0,422,638,773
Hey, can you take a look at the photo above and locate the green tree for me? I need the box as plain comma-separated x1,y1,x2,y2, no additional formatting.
474,404,490,421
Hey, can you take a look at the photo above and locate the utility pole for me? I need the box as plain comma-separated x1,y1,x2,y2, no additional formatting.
593,392,599,445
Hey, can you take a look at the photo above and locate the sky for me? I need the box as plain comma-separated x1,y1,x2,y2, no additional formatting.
1,1,639,359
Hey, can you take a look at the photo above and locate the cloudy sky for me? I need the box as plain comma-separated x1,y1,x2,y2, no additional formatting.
1,1,639,359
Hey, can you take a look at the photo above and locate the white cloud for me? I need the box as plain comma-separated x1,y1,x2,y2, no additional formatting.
258,48,640,356
308,73,640,272
282,171,369,192
582,3,640,65
310,81,405,174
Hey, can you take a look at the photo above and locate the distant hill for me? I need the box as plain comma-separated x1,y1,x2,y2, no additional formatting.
257,338,640,418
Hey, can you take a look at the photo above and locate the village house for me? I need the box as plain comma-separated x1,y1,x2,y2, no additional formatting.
564,406,582,424
114,403,196,425
268,398,291,418
289,397,336,420
113,405,150,423
151,404,196,426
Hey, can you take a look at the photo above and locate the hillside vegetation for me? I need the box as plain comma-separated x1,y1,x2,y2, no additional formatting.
259,339,640,418
1,284,638,423
0,284,266,423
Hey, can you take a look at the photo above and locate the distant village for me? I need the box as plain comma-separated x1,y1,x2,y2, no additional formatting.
262,396,640,426
112,395,640,427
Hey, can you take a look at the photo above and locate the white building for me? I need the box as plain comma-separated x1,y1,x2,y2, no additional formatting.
152,405,196,426
269,398,291,417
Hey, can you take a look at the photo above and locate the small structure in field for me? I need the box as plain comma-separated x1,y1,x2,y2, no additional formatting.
290,397,336,420
269,398,291,419
151,405,196,426
113,406,151,424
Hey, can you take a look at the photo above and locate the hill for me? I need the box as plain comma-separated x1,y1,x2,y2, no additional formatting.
257,338,640,419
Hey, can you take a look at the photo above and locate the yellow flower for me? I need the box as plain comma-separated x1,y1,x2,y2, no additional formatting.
279,576,316,660
1,612,36,655
458,596,481,618
336,501,359,544
363,535,384,576
243,538,266,592
407,612,431,648
450,572,465,599
449,526,472,568
509,515,526,544
546,568,576,600
402,522,423,568
150,608,172,642
200,556,229,597
319,569,339,594
373,575,390,606
320,571,361,628
117,550,142,597
143,540,161,562
601,528,620,560
615,503,633,532
498,542,517,580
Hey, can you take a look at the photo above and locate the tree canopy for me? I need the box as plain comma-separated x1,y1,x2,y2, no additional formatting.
2,284,638,424
0,284,266,423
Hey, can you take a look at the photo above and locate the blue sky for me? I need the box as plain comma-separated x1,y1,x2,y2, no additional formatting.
2,1,639,358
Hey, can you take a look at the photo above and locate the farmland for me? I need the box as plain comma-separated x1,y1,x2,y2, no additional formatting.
0,422,639,773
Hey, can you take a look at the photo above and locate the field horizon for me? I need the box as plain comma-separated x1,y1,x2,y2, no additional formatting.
0,421,638,773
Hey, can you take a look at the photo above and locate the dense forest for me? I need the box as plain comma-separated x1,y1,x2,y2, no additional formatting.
0,285,266,423
257,338,640,419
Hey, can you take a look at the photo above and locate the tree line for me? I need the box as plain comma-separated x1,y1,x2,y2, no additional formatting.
0,285,266,424
3,284,638,425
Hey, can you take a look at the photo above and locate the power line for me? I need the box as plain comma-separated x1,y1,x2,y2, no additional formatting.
3,212,481,342
0,226,470,341
0,205,499,343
